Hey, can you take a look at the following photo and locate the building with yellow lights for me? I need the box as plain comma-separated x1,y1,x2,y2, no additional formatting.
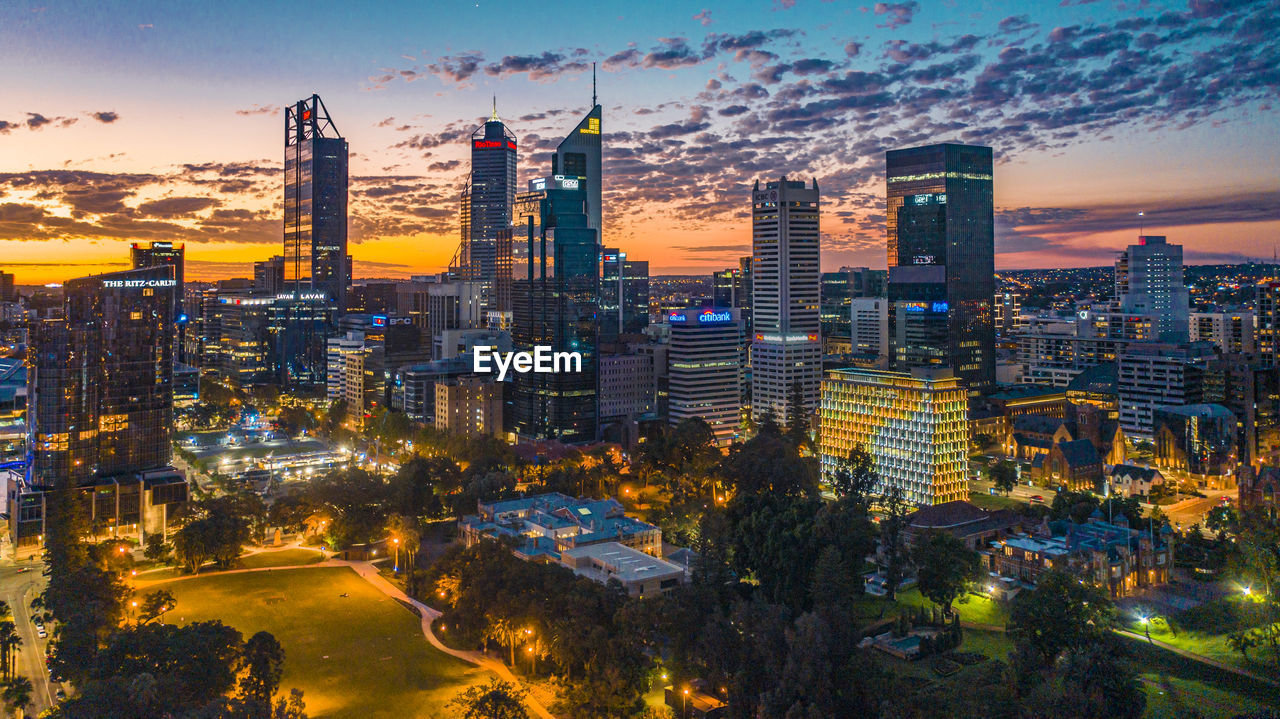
819,366,968,505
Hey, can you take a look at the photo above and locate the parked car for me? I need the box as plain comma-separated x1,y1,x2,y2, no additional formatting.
35,625,47,639
1029,495,1045,503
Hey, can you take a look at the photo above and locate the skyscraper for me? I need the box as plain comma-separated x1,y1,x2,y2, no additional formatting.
510,175,600,443
1257,281,1280,368
600,248,649,344
750,177,822,424
458,105,517,309
1115,236,1190,343
284,94,349,311
131,241,187,361
667,307,744,446
886,143,995,396
551,102,603,237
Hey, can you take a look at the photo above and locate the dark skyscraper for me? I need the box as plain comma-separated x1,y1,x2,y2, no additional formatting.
600,248,649,344
886,143,995,396
131,241,186,360
551,100,602,237
284,94,349,312
30,266,176,485
458,105,517,309
510,176,600,443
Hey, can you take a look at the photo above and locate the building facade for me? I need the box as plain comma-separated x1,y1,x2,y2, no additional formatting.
819,367,968,505
750,178,822,423
667,308,744,446
1115,236,1189,343
886,143,995,396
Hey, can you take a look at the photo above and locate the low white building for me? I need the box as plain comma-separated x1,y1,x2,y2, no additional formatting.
559,542,687,599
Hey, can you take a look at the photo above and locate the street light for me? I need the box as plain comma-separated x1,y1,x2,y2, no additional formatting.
393,537,400,572
682,687,690,717
1243,586,1252,597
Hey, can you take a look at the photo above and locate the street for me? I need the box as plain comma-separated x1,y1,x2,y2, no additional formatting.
1161,489,1235,531
0,561,56,715
969,477,1059,505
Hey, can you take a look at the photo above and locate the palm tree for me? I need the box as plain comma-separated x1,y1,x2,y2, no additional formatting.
486,616,521,667
385,514,421,576
1,677,31,718
0,623,20,680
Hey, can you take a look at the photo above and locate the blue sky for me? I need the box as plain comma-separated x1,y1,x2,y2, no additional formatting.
2,0,1278,281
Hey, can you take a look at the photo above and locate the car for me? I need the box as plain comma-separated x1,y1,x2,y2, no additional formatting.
1029,495,1045,503
36,626,47,639
15,567,30,574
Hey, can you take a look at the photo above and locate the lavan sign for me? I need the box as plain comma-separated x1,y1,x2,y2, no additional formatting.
474,346,583,381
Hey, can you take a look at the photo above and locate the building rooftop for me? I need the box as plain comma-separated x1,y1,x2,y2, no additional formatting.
560,542,685,584
1057,439,1100,468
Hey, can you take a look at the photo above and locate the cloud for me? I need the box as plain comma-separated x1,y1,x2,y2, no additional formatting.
0,120,15,134
135,196,220,218
484,51,590,81
235,105,277,116
88,111,119,123
25,113,76,130
874,2,918,29
693,9,713,26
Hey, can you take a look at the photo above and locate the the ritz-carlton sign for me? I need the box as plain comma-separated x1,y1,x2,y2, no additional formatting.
102,279,178,288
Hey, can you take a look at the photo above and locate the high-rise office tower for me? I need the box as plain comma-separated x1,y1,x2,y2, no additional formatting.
667,307,744,446
1115,236,1190,342
131,241,187,360
600,248,649,344
284,94,349,311
750,177,822,423
886,143,995,396
0,271,14,302
510,175,600,443
551,100,602,237
821,266,886,339
254,256,285,294
458,105,517,309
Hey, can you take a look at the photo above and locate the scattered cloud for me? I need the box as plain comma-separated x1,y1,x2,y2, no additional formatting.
88,111,119,123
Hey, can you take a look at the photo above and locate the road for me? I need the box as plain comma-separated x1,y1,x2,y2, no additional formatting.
1161,489,1235,531
0,561,57,715
969,478,1059,505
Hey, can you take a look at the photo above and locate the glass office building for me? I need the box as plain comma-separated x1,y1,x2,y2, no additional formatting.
459,111,517,309
600,248,649,344
551,104,603,237
886,144,995,396
510,176,600,443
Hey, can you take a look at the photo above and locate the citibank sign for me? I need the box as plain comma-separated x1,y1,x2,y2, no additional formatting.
669,310,733,325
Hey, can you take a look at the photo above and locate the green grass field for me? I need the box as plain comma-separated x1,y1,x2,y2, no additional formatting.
968,491,1027,511
150,566,487,718
896,587,1010,627
135,548,326,583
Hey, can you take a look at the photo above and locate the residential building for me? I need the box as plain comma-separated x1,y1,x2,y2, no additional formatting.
750,177,822,423
886,143,995,395
1117,342,1218,438
1190,311,1255,355
667,308,744,446
435,376,503,438
1109,464,1166,499
819,367,968,506
1258,281,1280,368
994,291,1021,336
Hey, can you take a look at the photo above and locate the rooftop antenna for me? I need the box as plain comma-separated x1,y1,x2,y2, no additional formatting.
592,61,597,107
492,95,498,122
1138,211,1145,237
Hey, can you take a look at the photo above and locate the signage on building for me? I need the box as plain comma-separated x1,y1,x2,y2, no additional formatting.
473,140,517,150
372,315,387,327
912,255,936,265
102,279,176,288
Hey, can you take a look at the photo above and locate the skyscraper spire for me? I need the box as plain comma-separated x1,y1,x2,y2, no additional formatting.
492,95,498,122
592,61,597,107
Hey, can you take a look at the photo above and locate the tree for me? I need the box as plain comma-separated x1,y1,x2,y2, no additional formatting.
136,590,175,625
142,533,171,564
448,678,530,719
785,381,813,453
911,530,981,616
0,677,31,718
1007,571,1115,668
879,485,913,601
988,460,1018,495
1021,639,1146,719
1051,490,1100,525
0,623,18,680
972,432,997,454
1206,505,1239,535
385,514,421,578
240,631,286,706
829,445,879,505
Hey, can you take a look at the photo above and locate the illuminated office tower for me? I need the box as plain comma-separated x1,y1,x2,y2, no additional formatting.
510,175,599,443
600,248,649,344
667,307,743,446
458,105,517,309
284,94,349,311
1115,236,1190,343
818,367,968,505
886,143,995,396
551,94,603,237
750,177,822,423
1258,281,1280,368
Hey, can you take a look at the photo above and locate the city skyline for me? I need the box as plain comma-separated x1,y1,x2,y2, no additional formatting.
2,0,1279,284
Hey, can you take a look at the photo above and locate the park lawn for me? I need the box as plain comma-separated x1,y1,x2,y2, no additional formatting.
1141,674,1266,719
237,548,326,569
1127,616,1265,674
896,587,1010,627
150,566,487,719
